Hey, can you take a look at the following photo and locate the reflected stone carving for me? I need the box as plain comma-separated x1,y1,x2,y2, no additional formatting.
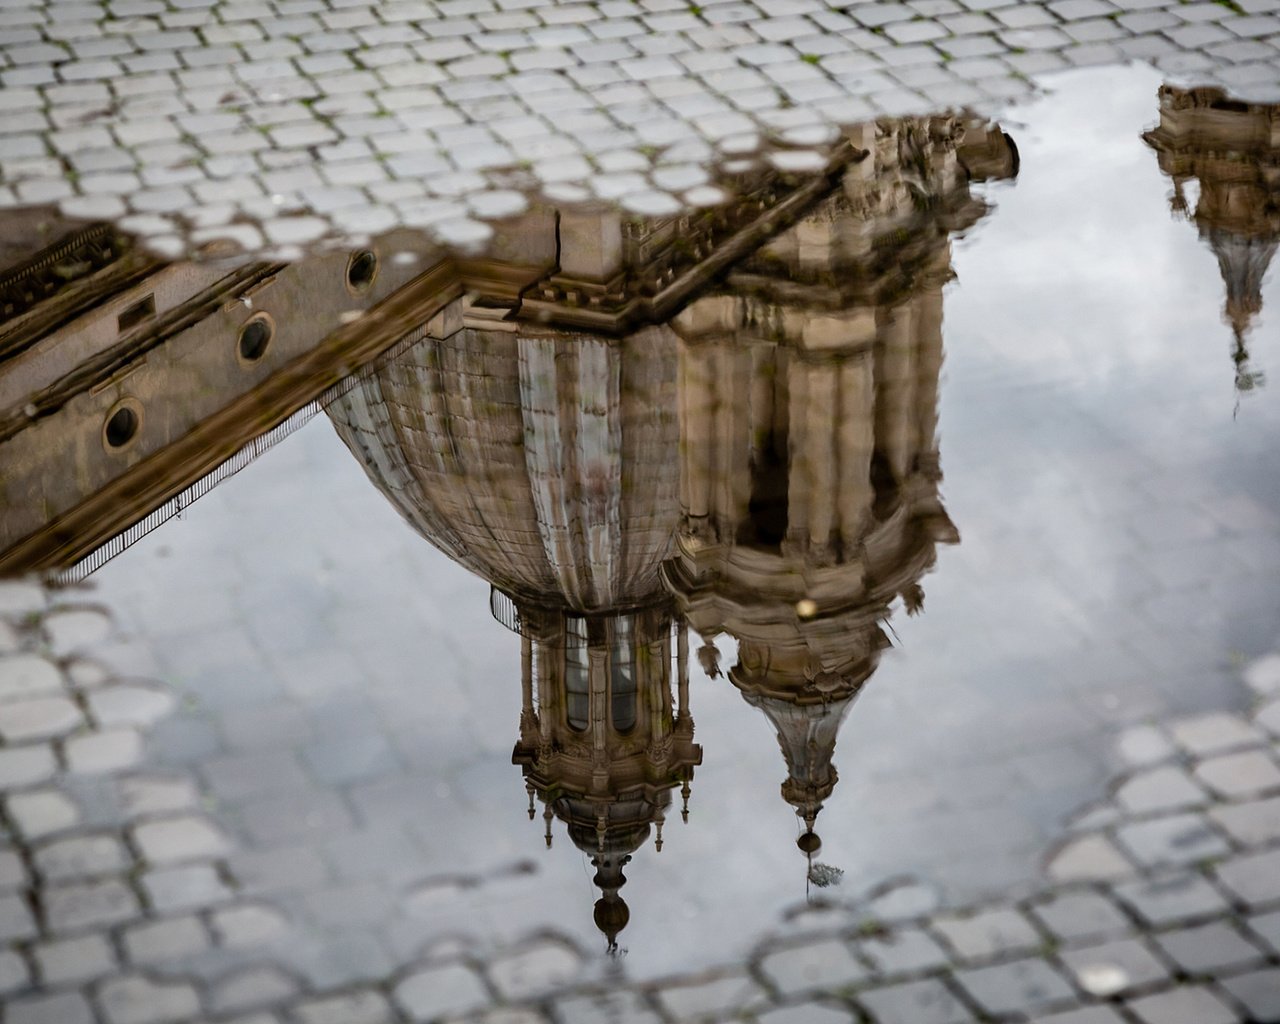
1144,84,1280,397
662,114,1016,866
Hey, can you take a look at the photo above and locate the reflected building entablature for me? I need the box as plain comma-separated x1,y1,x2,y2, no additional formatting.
661,114,1016,858
1144,84,1280,396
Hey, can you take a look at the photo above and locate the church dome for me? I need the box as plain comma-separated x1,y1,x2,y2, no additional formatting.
328,314,681,612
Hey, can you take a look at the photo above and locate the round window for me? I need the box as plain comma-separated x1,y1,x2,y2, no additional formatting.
102,400,142,451
346,250,378,294
237,314,273,362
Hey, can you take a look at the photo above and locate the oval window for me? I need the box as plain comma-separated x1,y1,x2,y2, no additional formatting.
346,250,378,294
237,315,273,362
103,400,142,451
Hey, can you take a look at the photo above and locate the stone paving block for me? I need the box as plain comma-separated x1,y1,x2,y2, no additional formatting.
1247,908,1280,954
0,891,38,942
209,965,300,1014
64,727,144,774
44,879,140,933
1113,871,1231,926
932,907,1044,961
140,863,232,912
116,775,200,818
863,879,942,922
0,947,30,994
6,991,96,1024
1029,890,1133,943
487,937,582,1000
132,814,230,865
1193,749,1280,797
0,654,66,702
1256,697,1280,737
0,695,85,741
1243,652,1280,695
1057,937,1169,997
1031,1008,1130,1024
953,957,1076,1017
98,973,201,1024
553,989,663,1024
35,932,117,984
1153,921,1266,974
858,925,951,975
1212,848,1280,906
393,962,490,1021
1115,812,1230,868
42,608,111,656
1115,766,1207,814
86,685,175,728
655,970,770,1020
1169,713,1264,755
0,848,27,890
1125,984,1240,1024
1116,725,1177,766
758,936,866,996
210,902,290,948
35,833,129,881
757,1002,857,1024
293,990,396,1024
1208,794,1280,846
0,743,58,788
7,788,80,839
1218,966,1280,1021
855,977,975,1024
1045,834,1135,883
122,915,209,964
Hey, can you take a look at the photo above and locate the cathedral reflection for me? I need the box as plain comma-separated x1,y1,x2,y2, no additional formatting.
317,109,1016,946
1145,84,1280,397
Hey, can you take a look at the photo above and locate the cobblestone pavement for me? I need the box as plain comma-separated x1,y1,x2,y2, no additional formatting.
8,0,1280,256
2,581,1279,1022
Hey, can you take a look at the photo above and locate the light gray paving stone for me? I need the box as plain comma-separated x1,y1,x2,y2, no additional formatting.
858,926,951,975
116,776,200,818
0,695,85,741
0,891,38,941
953,957,1077,1017
98,974,201,1024
64,727,144,774
1169,713,1264,755
86,685,175,728
209,965,300,1014
1057,937,1169,997
0,948,30,994
1125,984,1240,1024
1112,871,1231,926
655,970,770,1020
1213,847,1280,906
131,815,230,865
487,937,582,1000
42,608,111,655
140,863,233,912
35,933,117,984
757,1002,857,1024
1244,652,1280,695
1115,766,1208,814
1218,966,1280,1021
210,903,290,948
1115,812,1230,868
0,654,65,702
44,879,140,932
394,962,490,1021
1046,834,1136,882
1031,1008,1130,1024
122,915,209,964
553,990,662,1024
6,991,96,1024
0,743,59,787
932,907,1044,961
1153,921,1266,974
292,990,396,1024
1248,908,1280,954
35,833,129,882
7,789,80,839
758,936,866,995
1193,749,1280,797
0,848,27,890
856,978,975,1024
1256,697,1280,736
862,879,942,922
1030,891,1133,943
1208,794,1280,845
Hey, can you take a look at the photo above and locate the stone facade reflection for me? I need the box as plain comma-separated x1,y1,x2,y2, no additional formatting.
1144,84,1280,396
663,115,1017,862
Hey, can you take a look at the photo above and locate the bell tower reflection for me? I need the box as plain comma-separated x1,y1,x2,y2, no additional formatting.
327,317,700,948
663,115,1017,860
1144,84,1280,397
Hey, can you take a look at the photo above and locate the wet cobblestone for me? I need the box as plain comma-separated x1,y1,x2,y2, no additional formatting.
1,584,1280,1021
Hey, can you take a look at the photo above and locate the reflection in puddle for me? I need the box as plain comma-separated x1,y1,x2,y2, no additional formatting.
1,69,1280,1010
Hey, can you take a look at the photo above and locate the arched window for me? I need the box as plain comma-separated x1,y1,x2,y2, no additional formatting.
610,619,636,733
565,617,589,731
